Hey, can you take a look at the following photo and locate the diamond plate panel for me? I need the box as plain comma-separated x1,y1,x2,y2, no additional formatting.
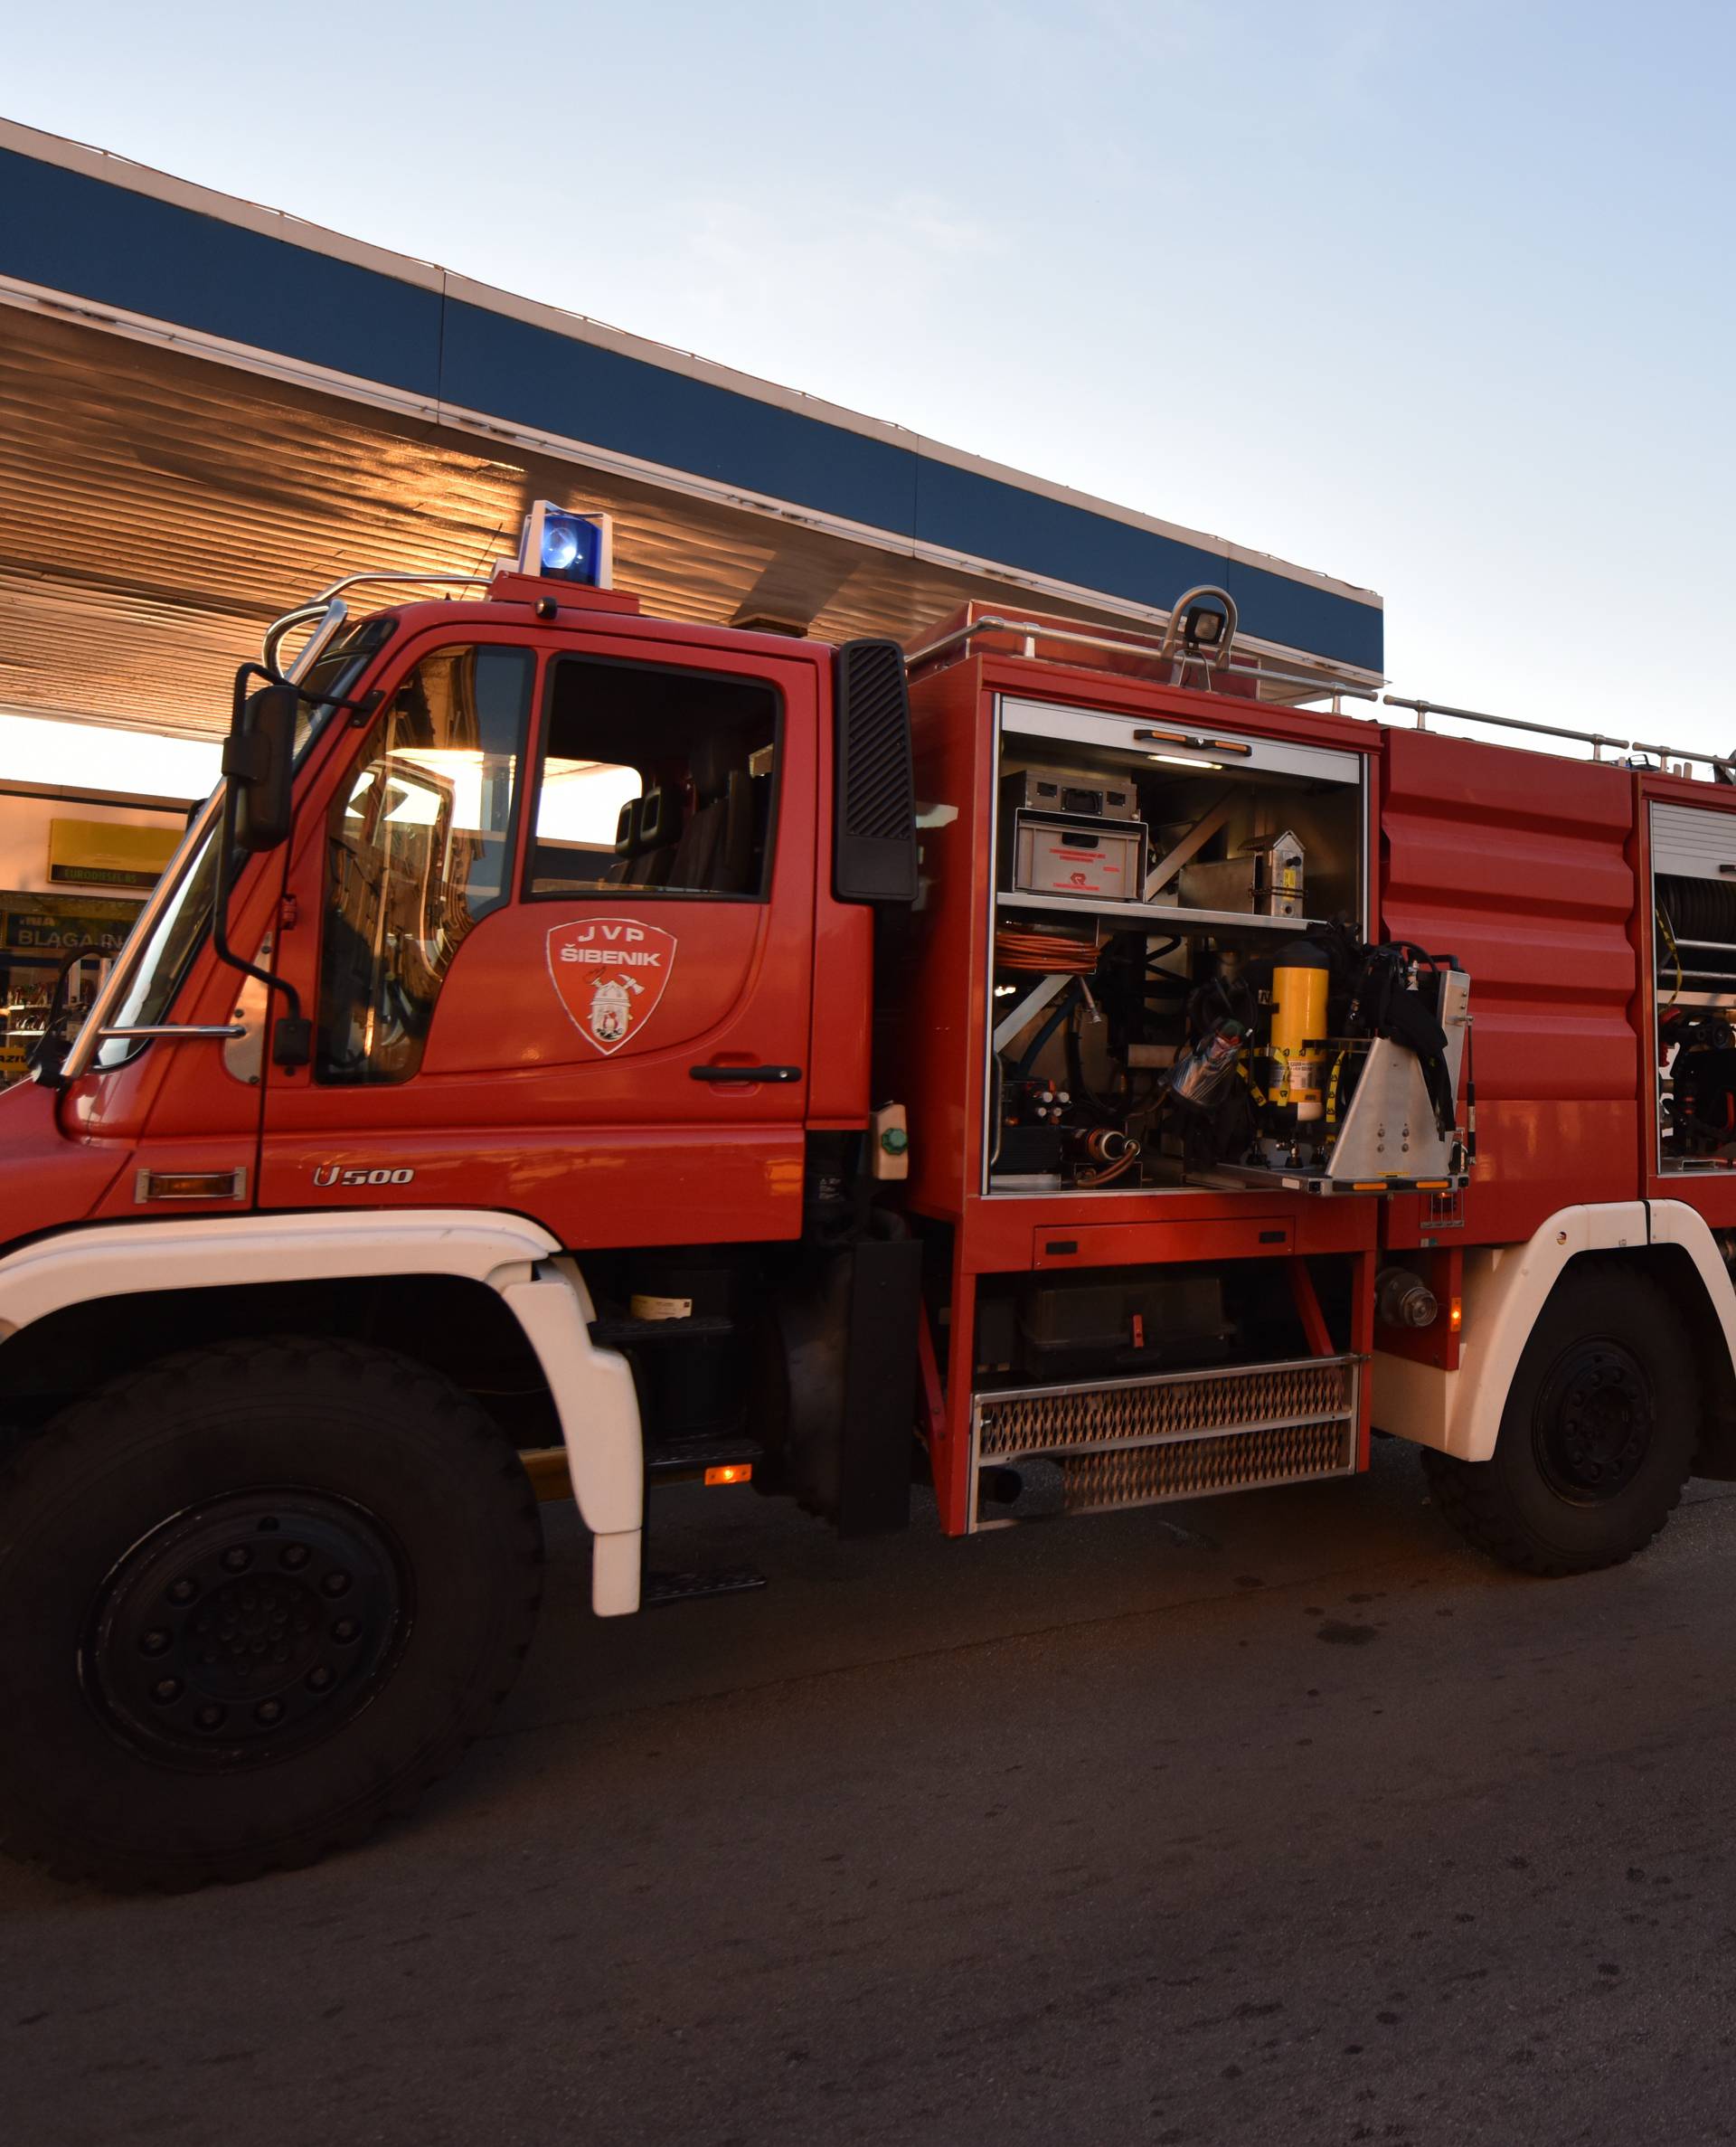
976,1359,1352,1461
1059,1417,1354,1514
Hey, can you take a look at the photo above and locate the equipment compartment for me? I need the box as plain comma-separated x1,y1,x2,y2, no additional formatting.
1651,799,1736,1173
984,695,1469,1201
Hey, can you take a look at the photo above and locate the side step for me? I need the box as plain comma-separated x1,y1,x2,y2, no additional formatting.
590,1312,734,1348
645,1566,767,1608
969,1355,1360,1528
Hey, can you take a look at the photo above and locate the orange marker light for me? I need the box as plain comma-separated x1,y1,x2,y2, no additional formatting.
1449,1298,1463,1333
704,1463,752,1487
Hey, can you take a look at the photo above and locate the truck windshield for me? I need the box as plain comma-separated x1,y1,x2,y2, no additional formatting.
89,620,395,1074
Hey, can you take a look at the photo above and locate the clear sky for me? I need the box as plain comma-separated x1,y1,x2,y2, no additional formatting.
8,0,1735,761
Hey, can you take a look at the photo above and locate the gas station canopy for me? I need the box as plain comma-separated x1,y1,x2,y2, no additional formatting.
0,118,1382,742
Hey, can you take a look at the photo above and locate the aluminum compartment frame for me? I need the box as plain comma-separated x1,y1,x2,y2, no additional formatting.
982,693,1373,1202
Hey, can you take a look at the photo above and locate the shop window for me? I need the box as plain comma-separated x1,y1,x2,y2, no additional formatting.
527,657,778,901
316,644,533,1085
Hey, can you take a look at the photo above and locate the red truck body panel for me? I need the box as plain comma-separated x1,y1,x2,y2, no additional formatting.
255,616,826,1245
1380,729,1640,1246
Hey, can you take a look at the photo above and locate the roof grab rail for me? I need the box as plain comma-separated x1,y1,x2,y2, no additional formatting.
263,599,347,684
1382,695,1736,782
307,569,499,605
904,610,1376,705
260,569,505,684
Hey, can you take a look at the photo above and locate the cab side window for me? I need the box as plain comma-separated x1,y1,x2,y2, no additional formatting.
316,643,534,1084
527,656,778,901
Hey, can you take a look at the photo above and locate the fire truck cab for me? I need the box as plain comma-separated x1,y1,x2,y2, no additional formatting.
3,506,1734,1889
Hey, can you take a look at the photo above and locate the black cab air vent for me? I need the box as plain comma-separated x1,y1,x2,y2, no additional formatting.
833,638,918,904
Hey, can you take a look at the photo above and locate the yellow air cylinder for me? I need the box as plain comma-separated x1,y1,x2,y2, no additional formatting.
1269,945,1329,1121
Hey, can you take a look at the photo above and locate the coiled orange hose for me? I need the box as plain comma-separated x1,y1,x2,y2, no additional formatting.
995,924,1099,974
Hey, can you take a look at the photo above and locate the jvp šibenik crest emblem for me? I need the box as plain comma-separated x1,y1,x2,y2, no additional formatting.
547,918,677,1055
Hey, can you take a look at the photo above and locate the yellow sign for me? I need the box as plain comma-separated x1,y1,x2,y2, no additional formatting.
47,818,181,891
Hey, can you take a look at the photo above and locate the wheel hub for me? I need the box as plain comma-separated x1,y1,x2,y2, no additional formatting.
1534,1339,1653,1501
83,1490,407,1766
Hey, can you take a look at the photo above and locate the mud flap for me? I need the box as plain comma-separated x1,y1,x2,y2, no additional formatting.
759,1227,923,1536
836,1231,924,1537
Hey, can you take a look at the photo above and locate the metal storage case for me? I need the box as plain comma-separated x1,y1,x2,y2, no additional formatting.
1010,815,1146,901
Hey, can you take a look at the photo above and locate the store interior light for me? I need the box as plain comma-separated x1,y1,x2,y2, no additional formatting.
0,713,220,799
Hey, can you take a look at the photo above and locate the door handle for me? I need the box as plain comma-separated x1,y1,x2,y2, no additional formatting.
689,1064,803,1083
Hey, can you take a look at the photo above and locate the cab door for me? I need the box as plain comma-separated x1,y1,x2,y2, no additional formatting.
257,629,818,1246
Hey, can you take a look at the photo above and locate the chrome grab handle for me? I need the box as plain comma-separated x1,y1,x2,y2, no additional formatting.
263,599,344,683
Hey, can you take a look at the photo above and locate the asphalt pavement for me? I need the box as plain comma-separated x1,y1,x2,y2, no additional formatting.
6,1438,1736,2147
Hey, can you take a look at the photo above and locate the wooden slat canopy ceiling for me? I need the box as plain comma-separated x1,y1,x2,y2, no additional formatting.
0,307,1207,741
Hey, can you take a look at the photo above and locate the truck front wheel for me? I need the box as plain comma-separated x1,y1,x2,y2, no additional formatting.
0,1337,542,1888
1421,1266,1696,1576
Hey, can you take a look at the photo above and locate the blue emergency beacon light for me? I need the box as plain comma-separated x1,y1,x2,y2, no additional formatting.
517,502,614,587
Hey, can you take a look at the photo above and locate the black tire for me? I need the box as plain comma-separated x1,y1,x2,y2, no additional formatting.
1421,1265,1696,1576
0,1337,542,1889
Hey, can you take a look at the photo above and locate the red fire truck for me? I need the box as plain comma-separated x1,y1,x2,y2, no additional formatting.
3,506,1731,1888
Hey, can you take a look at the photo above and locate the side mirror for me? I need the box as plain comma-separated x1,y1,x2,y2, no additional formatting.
223,682,297,852
25,942,108,1089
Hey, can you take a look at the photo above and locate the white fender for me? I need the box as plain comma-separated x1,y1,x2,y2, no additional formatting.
1645,1199,1736,1358
1372,1201,1649,1461
498,1254,642,1614
0,1210,643,1616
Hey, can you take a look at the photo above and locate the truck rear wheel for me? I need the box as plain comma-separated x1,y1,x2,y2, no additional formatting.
1421,1266,1695,1576
0,1337,542,1889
